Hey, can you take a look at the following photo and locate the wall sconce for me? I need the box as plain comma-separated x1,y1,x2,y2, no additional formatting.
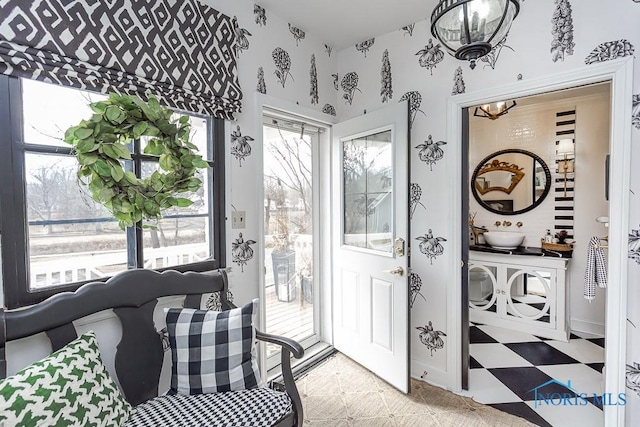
474,100,517,120
557,138,575,197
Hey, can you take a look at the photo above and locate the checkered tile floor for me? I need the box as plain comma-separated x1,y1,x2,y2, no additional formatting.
460,323,605,427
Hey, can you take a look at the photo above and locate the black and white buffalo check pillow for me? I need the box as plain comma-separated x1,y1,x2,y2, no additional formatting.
165,299,263,395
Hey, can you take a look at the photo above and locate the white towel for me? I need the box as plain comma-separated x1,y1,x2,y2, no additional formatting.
584,236,608,301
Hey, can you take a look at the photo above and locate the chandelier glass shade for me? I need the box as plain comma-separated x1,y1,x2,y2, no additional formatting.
431,0,520,69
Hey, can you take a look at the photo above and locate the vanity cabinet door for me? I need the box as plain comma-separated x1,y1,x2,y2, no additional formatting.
468,262,498,314
468,253,569,341
504,267,556,329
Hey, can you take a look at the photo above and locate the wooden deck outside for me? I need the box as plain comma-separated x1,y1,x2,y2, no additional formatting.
265,284,314,356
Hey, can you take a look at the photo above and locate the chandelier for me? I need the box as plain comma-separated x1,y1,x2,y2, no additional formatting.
473,100,517,120
431,0,520,69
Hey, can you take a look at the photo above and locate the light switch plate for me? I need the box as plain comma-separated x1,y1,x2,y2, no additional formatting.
232,211,246,229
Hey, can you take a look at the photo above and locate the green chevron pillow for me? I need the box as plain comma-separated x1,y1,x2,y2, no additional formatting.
0,331,132,427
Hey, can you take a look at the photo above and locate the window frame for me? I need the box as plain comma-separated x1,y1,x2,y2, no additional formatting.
0,75,226,308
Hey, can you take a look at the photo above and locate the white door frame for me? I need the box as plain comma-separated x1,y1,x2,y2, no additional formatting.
446,58,633,427
253,93,337,375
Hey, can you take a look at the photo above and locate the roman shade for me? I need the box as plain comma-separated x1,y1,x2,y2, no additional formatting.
0,0,242,120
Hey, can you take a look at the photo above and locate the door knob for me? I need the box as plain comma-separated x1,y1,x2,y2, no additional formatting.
383,266,404,277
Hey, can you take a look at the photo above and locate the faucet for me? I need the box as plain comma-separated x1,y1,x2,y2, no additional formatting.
494,221,501,227
502,221,512,227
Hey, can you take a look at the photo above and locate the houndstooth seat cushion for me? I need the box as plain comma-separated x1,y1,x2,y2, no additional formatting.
124,388,292,427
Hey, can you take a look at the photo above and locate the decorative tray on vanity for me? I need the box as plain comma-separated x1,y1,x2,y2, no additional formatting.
540,240,573,252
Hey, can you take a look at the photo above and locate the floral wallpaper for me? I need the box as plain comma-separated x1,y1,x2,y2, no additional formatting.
380,49,392,103
230,125,253,167
409,183,426,219
355,38,375,57
416,39,444,75
417,321,446,356
584,39,635,64
233,17,252,55
215,1,337,302
333,0,640,407
215,1,640,420
232,232,256,272
399,91,425,130
415,135,447,171
272,47,293,87
341,72,361,105
479,38,514,70
288,23,305,46
551,0,575,62
416,229,447,265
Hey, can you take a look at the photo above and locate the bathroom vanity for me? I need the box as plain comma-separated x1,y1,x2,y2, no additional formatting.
469,249,570,341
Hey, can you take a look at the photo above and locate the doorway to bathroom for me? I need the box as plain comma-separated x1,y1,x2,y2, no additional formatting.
447,59,633,427
461,82,612,427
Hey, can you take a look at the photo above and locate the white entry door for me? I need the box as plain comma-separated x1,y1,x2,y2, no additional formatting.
332,102,409,393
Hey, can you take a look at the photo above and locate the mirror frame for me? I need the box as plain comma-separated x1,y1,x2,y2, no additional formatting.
471,149,552,216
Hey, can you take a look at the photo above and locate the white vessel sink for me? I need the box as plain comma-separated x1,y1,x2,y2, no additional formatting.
483,231,525,250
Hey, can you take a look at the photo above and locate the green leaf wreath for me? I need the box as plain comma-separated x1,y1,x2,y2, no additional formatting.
64,93,209,229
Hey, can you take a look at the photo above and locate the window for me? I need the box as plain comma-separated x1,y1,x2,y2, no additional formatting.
0,76,225,308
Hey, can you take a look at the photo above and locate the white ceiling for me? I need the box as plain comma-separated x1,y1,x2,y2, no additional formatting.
256,0,435,50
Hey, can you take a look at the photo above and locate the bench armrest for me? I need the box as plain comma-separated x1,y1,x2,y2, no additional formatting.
255,330,304,426
256,330,304,359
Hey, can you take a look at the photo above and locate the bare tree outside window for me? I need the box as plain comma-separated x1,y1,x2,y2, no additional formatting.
268,127,312,220
263,121,315,349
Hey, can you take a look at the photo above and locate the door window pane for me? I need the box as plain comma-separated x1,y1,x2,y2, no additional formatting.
343,130,393,253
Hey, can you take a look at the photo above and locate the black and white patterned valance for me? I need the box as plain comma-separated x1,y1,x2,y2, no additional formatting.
0,0,242,120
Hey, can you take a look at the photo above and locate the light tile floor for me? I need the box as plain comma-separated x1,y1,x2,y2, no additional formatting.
460,323,605,427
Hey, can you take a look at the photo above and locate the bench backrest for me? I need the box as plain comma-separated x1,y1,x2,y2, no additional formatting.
0,269,230,405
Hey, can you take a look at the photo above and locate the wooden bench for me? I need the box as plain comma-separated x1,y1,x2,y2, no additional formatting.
0,269,304,426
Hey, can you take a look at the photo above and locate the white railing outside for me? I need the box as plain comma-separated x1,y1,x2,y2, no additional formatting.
30,243,208,289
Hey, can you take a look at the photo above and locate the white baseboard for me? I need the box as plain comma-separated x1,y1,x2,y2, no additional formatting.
411,358,448,390
571,318,605,337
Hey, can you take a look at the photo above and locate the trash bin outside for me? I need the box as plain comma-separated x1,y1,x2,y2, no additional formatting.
276,264,296,302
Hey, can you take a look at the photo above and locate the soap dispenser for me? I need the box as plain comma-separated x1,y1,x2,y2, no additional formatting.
544,229,553,243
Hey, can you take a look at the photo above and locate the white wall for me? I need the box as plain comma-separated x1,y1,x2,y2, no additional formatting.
571,92,610,335
335,0,640,416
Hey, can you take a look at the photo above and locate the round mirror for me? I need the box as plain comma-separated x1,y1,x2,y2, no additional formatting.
471,149,551,215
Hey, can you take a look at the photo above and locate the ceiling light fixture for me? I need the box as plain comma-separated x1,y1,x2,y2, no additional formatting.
431,0,520,69
473,100,517,120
